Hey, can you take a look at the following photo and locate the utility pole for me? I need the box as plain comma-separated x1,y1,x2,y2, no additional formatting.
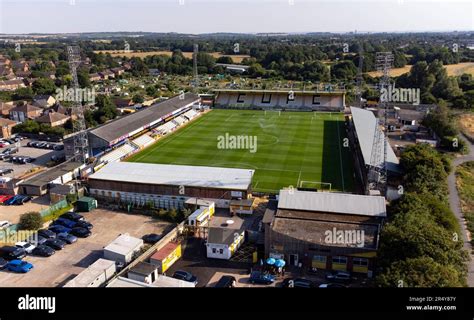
193,43,199,91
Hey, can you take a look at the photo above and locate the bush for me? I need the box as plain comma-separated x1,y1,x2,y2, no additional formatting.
18,212,43,231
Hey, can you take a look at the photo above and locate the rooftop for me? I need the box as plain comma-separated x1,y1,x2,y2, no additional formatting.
63,259,115,287
350,106,399,172
89,93,199,144
207,227,242,245
129,262,157,276
19,161,82,187
89,162,254,191
278,189,387,217
103,233,143,255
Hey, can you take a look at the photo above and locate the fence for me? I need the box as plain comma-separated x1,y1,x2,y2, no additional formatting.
39,199,70,220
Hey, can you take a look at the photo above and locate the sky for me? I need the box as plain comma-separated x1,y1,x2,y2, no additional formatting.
0,0,473,34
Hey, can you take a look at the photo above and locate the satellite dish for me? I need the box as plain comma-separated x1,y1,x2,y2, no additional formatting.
226,220,234,225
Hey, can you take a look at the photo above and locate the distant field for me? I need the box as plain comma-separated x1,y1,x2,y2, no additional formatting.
93,50,250,63
127,109,354,193
459,114,474,139
366,62,474,78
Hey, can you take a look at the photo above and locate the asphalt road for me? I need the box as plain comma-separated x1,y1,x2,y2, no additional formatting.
447,134,474,287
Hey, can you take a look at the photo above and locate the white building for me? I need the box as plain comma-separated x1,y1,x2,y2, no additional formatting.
63,259,116,287
103,234,144,264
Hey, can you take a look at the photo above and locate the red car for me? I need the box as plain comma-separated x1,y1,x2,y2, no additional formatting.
0,195,14,204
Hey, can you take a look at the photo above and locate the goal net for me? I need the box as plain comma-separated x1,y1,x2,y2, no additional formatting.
298,180,332,191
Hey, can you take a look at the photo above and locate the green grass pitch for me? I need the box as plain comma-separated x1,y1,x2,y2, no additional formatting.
127,109,354,193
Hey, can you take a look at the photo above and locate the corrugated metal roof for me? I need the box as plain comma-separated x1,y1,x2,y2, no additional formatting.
350,107,399,172
89,162,254,191
89,93,199,144
278,189,387,217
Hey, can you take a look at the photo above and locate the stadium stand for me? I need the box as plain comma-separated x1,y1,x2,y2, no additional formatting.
213,89,345,111
100,143,137,164
131,133,155,149
183,109,198,120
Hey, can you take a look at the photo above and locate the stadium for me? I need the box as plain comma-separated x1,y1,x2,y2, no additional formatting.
85,87,394,208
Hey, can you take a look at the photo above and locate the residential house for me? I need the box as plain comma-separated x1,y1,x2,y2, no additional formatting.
89,73,102,82
51,104,68,115
33,95,57,108
111,67,125,76
0,118,17,138
9,104,43,122
35,111,70,127
0,102,15,117
0,79,26,91
99,70,115,80
122,62,132,70
11,60,29,73
112,98,133,109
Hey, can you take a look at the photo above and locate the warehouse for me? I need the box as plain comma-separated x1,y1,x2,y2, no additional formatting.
63,259,116,287
88,162,254,209
18,161,83,196
103,233,144,265
264,189,386,277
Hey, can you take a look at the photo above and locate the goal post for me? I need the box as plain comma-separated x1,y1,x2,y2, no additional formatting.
298,180,332,191
264,109,282,116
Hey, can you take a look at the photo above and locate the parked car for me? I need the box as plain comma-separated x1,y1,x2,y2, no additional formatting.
0,246,26,260
53,144,64,151
11,195,28,205
0,195,13,204
60,212,84,222
0,168,13,176
53,218,77,229
282,278,314,288
74,220,93,230
6,260,33,273
142,233,161,244
48,225,72,234
4,195,21,205
0,220,11,229
15,242,36,254
249,271,275,285
31,245,55,257
0,257,8,269
36,142,47,148
57,233,77,244
16,195,32,205
44,239,66,250
172,270,198,285
37,229,56,239
319,283,347,288
70,227,91,238
214,275,237,288
325,271,352,284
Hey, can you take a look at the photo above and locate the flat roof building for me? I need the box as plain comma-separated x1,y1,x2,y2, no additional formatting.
63,259,116,287
103,233,144,264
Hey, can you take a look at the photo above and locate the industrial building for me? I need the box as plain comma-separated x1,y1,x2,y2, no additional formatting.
63,259,116,287
88,162,254,209
103,234,144,264
106,275,195,288
213,89,345,111
18,161,84,196
263,189,386,277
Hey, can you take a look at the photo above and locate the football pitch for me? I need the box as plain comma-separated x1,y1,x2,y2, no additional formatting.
127,109,354,193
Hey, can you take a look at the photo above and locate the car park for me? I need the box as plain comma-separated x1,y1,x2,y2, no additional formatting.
0,246,26,260
282,278,315,288
172,270,198,285
57,233,78,244
60,212,85,222
6,260,33,273
31,245,55,257
48,225,72,234
249,271,275,285
37,229,56,239
325,271,352,284
70,227,91,238
142,233,161,244
15,242,36,254
44,239,66,250
0,257,8,269
214,275,237,288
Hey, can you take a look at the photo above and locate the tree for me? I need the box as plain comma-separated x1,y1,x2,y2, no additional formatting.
18,212,43,231
93,95,118,124
32,78,56,95
376,257,464,287
216,56,234,64
132,94,145,104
